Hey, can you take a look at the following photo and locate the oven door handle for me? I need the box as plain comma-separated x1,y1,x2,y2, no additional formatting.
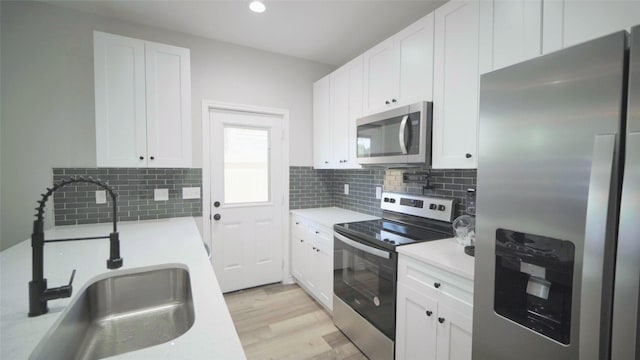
399,115,409,155
334,232,391,259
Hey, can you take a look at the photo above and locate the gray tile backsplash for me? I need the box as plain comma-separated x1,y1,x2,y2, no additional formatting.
290,166,477,218
52,168,202,226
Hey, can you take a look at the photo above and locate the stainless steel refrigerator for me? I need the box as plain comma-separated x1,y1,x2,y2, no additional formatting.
473,25,640,359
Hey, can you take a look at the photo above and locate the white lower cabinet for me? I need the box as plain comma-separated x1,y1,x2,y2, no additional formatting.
396,255,473,360
290,215,333,312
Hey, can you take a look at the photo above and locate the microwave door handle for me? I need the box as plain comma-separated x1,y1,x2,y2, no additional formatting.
334,232,390,259
399,115,409,155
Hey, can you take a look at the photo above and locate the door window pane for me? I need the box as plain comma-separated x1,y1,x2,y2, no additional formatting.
223,126,270,204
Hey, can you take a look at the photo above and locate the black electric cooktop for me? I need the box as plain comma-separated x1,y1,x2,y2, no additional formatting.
334,215,454,251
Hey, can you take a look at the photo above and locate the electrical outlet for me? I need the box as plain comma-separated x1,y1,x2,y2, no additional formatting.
154,188,169,201
95,190,107,204
182,187,201,199
375,187,382,199
344,184,349,195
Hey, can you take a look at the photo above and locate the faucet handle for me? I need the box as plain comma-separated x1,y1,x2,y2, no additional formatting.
68,269,76,287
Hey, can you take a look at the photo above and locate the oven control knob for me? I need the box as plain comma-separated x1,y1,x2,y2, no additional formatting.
384,197,389,202
390,198,396,204
383,238,389,242
429,203,437,210
437,205,446,211
389,240,395,244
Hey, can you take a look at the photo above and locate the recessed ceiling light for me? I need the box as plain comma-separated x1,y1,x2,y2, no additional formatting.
249,1,266,13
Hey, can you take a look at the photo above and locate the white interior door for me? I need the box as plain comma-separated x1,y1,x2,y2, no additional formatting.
209,109,284,293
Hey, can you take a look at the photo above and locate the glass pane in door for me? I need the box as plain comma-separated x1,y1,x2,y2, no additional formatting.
223,126,270,204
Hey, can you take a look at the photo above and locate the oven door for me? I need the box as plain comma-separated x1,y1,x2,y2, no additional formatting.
333,231,397,339
356,101,431,165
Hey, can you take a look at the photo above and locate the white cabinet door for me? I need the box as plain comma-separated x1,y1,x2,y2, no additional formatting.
543,0,640,54
291,219,306,282
330,56,363,169
315,246,333,311
479,0,543,74
94,31,147,167
396,283,438,360
363,37,400,115
398,13,435,105
432,1,480,169
145,41,192,167
313,75,332,168
436,301,473,360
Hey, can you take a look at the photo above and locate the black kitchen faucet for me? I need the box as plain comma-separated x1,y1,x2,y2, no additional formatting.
28,176,123,317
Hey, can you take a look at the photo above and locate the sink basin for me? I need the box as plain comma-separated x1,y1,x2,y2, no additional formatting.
31,266,195,360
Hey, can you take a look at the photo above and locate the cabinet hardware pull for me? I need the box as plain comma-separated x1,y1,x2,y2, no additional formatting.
385,100,390,105
139,156,144,160
426,310,432,316
316,248,320,253
213,214,221,221
392,98,397,103
438,317,445,324
295,222,299,225
434,282,441,288
315,231,319,234
150,156,155,160
325,161,329,164
300,239,304,243
465,153,472,159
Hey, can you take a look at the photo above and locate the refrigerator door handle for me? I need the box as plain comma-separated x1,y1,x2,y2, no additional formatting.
611,132,640,360
579,133,617,359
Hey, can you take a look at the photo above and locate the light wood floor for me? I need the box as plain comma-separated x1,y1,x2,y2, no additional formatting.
224,283,367,360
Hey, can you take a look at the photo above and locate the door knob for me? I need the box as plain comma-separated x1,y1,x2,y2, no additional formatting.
213,214,221,221
214,201,221,208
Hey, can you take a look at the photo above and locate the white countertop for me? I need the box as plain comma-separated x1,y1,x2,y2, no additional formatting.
0,217,246,359
290,207,379,228
397,238,475,281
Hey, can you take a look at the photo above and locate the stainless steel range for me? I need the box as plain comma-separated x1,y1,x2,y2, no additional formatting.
333,192,456,360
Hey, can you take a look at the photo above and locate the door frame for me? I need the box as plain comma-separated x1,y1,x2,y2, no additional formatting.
201,100,293,285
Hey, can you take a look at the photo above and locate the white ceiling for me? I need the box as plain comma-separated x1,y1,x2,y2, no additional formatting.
43,0,447,66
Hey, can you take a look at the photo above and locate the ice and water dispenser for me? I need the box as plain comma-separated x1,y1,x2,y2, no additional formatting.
494,229,575,344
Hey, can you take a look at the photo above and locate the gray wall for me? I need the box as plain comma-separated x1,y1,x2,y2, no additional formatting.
0,1,333,250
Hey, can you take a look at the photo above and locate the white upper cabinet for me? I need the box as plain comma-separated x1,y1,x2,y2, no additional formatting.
543,0,640,54
313,75,332,169
363,13,434,115
313,56,363,169
144,41,191,168
479,0,543,74
94,31,147,168
330,56,363,169
432,1,480,169
94,31,192,168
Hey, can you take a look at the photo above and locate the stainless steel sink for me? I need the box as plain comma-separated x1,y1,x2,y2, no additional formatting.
30,266,195,360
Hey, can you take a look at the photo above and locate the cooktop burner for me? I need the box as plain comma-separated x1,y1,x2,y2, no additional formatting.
334,192,456,252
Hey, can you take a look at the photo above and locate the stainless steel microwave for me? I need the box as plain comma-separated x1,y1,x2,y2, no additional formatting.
356,101,432,165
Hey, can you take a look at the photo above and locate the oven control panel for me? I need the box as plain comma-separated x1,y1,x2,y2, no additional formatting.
381,192,455,222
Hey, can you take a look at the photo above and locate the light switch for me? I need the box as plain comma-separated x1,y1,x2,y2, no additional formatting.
375,187,382,199
95,190,107,204
182,187,201,199
344,184,349,195
154,188,169,201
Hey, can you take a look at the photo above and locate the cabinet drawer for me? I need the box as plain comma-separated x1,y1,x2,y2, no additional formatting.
311,226,333,254
398,255,473,306
291,215,307,239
